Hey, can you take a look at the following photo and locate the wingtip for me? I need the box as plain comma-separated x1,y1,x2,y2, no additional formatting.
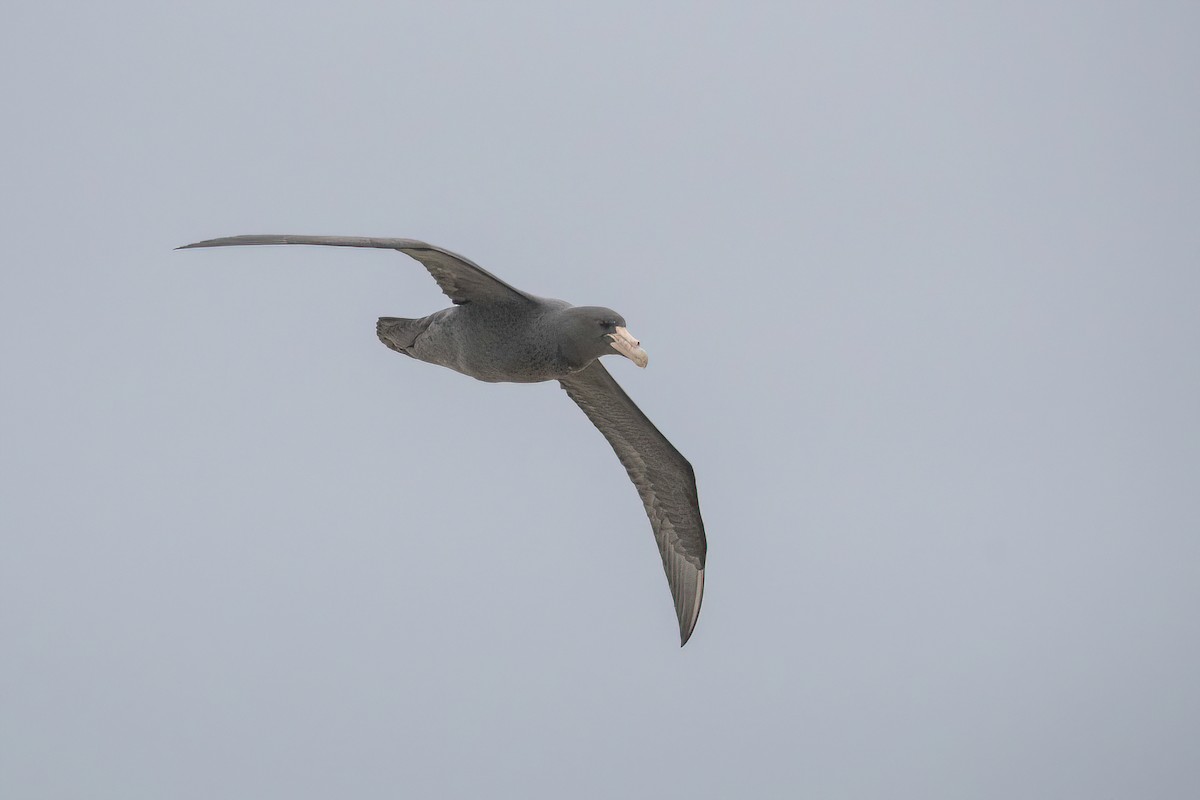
677,566,704,647
174,236,252,250
678,616,696,647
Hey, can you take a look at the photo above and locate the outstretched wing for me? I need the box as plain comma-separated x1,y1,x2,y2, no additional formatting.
559,361,707,646
177,235,532,306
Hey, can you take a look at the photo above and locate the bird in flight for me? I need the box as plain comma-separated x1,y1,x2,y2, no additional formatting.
178,235,707,645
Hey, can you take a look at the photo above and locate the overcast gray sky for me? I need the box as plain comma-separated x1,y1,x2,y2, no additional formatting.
3,2,1198,798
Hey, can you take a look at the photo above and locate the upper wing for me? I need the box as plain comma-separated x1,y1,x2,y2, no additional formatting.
177,235,533,306
558,361,707,646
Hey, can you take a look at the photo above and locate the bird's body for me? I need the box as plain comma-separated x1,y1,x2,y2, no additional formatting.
380,297,578,383
178,234,707,645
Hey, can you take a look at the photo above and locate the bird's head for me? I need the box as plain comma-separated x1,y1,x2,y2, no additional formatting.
557,306,649,369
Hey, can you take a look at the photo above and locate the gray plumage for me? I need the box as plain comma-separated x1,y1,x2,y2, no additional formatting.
178,234,707,645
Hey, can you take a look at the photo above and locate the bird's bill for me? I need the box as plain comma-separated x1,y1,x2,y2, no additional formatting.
609,326,649,368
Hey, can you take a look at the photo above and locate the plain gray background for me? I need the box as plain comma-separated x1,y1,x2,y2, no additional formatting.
3,2,1198,797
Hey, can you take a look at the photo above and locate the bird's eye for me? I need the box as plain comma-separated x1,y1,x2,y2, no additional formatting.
600,320,615,329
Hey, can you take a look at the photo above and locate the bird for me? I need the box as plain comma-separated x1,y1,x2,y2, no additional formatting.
177,234,707,645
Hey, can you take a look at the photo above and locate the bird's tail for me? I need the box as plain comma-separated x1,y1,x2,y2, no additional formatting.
376,316,432,357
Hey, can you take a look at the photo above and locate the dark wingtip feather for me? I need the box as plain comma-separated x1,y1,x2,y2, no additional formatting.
175,239,220,250
677,567,704,647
